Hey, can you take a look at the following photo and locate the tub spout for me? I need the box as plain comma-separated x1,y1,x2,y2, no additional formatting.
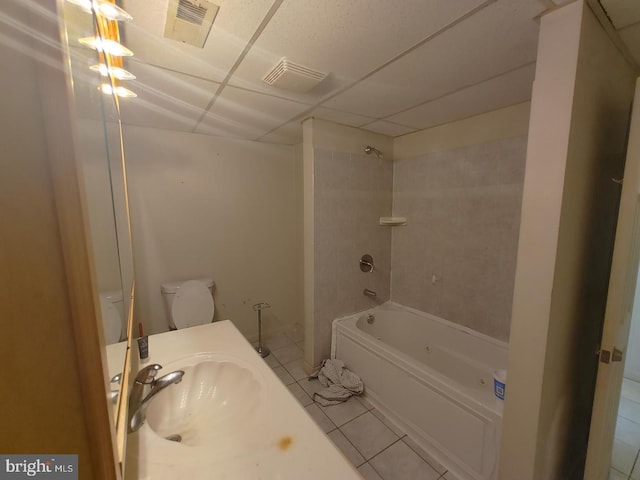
363,288,377,297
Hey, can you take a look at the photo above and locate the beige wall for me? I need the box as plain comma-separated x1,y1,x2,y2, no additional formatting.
303,118,394,368
391,134,527,341
124,125,302,341
500,2,637,479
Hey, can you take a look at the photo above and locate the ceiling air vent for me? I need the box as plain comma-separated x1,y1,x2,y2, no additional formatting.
177,1,207,25
262,57,328,93
164,0,219,48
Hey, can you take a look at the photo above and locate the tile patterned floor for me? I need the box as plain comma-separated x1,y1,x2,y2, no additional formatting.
257,329,457,480
259,330,640,480
611,379,640,480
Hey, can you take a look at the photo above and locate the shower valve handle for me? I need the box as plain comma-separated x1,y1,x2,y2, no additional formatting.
360,254,374,273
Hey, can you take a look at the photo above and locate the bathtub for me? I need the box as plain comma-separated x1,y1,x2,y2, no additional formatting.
331,302,508,480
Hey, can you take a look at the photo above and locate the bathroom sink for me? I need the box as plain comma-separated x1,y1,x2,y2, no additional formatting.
125,322,362,480
144,353,262,446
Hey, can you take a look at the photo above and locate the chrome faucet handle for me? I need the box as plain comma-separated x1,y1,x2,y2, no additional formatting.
108,390,119,404
141,370,185,403
153,370,185,388
252,302,271,311
129,369,185,433
135,363,162,385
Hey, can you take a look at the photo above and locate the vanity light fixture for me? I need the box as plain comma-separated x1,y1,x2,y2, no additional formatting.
100,83,138,98
67,0,133,22
75,0,138,100
90,63,136,80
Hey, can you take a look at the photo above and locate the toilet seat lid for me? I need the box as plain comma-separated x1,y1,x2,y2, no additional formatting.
101,301,122,344
172,280,215,329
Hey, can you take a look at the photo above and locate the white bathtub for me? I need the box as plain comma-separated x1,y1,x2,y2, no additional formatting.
331,302,508,480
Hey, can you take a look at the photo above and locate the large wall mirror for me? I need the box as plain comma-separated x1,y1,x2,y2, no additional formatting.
59,0,135,459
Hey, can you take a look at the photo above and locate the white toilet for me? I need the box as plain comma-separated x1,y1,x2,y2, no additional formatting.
161,278,215,330
99,290,124,344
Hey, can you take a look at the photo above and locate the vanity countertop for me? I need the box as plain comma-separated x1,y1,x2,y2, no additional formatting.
124,320,362,479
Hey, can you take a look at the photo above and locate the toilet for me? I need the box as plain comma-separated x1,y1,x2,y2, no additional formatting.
99,290,124,344
161,278,215,330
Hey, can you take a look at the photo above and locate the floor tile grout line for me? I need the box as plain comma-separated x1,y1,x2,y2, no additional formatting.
400,435,447,476
367,459,386,480
618,410,640,427
335,410,396,462
326,426,367,468
628,447,640,480
365,437,406,477
351,425,446,479
318,404,339,432
331,405,371,429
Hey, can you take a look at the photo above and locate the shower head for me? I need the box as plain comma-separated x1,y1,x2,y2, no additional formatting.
364,145,382,159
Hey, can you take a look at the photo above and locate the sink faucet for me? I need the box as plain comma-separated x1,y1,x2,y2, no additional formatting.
128,363,185,432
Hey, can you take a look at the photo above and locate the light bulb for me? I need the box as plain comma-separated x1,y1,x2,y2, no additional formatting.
100,83,137,98
79,37,133,56
67,0,133,21
95,2,133,22
90,64,136,80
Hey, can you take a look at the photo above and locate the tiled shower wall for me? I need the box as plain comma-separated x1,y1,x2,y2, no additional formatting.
313,148,393,361
391,136,527,342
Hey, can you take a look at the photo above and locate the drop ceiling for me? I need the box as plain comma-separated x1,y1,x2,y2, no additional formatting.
118,0,640,145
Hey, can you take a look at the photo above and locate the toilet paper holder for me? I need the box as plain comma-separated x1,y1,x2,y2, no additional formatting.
253,302,271,358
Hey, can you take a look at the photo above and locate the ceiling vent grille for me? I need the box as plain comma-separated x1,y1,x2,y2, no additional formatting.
176,0,207,26
164,0,219,48
262,57,328,93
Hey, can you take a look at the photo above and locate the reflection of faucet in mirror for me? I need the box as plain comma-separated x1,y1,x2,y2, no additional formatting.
129,364,185,432
107,373,122,405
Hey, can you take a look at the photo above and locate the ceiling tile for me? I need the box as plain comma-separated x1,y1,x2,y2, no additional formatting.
388,63,535,130
122,0,275,82
229,0,487,103
119,62,219,132
361,121,415,137
601,0,640,29
322,0,544,118
308,107,376,128
195,85,309,139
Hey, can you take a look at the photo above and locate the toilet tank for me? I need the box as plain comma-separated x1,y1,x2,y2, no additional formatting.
99,290,124,343
161,277,215,312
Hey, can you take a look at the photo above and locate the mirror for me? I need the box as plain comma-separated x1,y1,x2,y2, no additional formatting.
59,0,134,446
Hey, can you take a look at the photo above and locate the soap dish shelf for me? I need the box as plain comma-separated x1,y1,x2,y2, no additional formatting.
379,217,407,226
